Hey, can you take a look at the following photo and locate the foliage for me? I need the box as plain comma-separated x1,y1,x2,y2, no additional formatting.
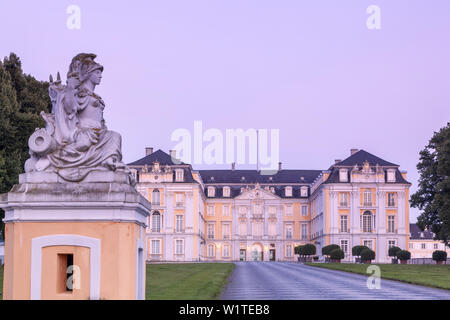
396,250,411,261
321,244,340,256
432,250,447,262
411,122,450,246
388,246,402,258
0,53,51,238
352,245,369,257
295,244,316,256
360,248,375,261
329,248,345,260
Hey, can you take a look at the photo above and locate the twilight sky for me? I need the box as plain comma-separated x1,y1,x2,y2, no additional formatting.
1,0,450,222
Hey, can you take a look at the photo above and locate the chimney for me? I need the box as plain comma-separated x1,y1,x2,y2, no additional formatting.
231,162,236,171
145,147,153,156
350,148,359,155
169,149,176,159
278,162,282,171
335,159,341,164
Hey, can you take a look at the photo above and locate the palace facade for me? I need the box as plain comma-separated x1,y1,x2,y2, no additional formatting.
128,148,411,263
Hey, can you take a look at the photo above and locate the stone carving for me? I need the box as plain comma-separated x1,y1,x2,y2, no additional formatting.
25,53,134,184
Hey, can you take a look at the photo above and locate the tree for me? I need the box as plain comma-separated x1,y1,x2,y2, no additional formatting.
0,53,51,238
360,248,375,262
432,250,447,264
352,245,369,257
411,123,450,246
388,246,401,259
321,244,340,256
396,250,411,263
329,248,344,261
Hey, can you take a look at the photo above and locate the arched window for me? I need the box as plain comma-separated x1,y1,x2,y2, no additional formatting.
152,189,160,205
152,211,161,232
362,211,373,232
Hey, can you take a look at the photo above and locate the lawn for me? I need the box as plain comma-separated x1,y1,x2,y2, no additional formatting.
146,263,234,300
306,263,450,290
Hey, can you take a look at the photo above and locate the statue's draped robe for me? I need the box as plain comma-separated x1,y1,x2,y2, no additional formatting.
47,88,123,182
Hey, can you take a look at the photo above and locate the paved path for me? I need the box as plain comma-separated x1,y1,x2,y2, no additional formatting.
220,262,450,300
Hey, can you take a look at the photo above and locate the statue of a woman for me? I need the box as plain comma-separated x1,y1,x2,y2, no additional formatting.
25,53,132,183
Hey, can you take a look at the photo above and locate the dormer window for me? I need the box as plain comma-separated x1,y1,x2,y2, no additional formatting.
387,169,396,182
175,169,184,182
207,186,215,197
300,186,308,197
270,187,275,194
339,169,348,182
223,186,230,197
285,186,292,197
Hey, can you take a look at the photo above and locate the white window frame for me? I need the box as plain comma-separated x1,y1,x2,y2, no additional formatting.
285,186,292,197
285,224,293,239
285,204,293,216
208,186,216,197
176,215,184,233
339,169,348,182
175,239,184,255
223,205,230,216
152,189,160,205
175,169,184,182
207,244,215,257
301,205,308,216
207,205,215,216
207,223,215,239
223,186,230,197
387,215,395,233
340,239,349,255
151,239,161,255
300,186,308,197
340,215,348,233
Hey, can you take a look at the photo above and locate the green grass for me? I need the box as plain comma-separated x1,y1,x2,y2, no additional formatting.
146,263,234,300
306,263,450,290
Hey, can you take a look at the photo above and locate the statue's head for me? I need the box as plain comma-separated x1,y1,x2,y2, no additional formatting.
67,53,103,87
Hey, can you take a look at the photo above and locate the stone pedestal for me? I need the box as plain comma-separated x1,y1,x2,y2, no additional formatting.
0,171,151,300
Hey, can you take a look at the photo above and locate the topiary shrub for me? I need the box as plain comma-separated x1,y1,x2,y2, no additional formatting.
329,248,345,261
294,245,304,256
388,246,401,258
352,245,369,257
432,250,447,264
360,248,375,262
322,244,340,256
302,244,316,256
396,250,411,264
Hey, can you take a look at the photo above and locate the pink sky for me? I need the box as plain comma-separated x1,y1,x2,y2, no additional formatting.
1,0,450,222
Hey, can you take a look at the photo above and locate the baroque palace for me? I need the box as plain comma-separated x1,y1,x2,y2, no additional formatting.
128,148,411,263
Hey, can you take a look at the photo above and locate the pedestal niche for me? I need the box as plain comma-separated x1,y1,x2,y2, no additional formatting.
0,171,151,300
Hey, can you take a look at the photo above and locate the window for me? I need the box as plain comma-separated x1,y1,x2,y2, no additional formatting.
362,211,373,232
223,186,230,197
285,186,292,197
285,205,293,216
223,205,230,216
207,186,215,197
340,240,349,255
363,240,373,250
268,222,276,236
421,243,426,249
434,243,438,250
175,193,184,207
387,192,396,207
285,224,293,239
222,223,230,239
207,205,215,216
239,222,247,236
409,243,414,249
339,192,349,207
301,205,308,216
388,240,396,248
340,215,348,233
151,211,161,232
175,169,184,182
207,223,215,239
387,169,396,182
301,223,308,240
175,239,184,255
387,215,395,233
152,189,160,205
151,239,161,254
300,186,308,197
339,169,348,182
286,245,293,257
176,215,184,233
207,244,215,257
252,222,263,237
363,189,372,206
223,244,230,258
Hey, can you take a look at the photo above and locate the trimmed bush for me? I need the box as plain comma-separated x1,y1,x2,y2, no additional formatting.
388,246,401,258
329,248,345,260
360,248,375,261
432,250,447,262
302,244,316,256
322,244,340,256
396,250,411,261
294,245,303,255
352,245,370,257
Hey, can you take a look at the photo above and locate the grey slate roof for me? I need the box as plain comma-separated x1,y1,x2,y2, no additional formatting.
198,169,322,184
410,223,435,240
334,149,399,167
128,149,185,166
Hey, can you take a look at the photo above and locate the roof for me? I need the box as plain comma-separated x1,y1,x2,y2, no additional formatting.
324,167,410,184
335,149,399,167
128,149,185,166
410,223,435,240
198,169,323,184
204,185,311,199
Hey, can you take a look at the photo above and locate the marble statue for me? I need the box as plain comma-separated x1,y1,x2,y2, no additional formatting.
25,53,133,184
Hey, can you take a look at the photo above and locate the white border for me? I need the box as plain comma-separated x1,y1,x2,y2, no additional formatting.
30,234,101,300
